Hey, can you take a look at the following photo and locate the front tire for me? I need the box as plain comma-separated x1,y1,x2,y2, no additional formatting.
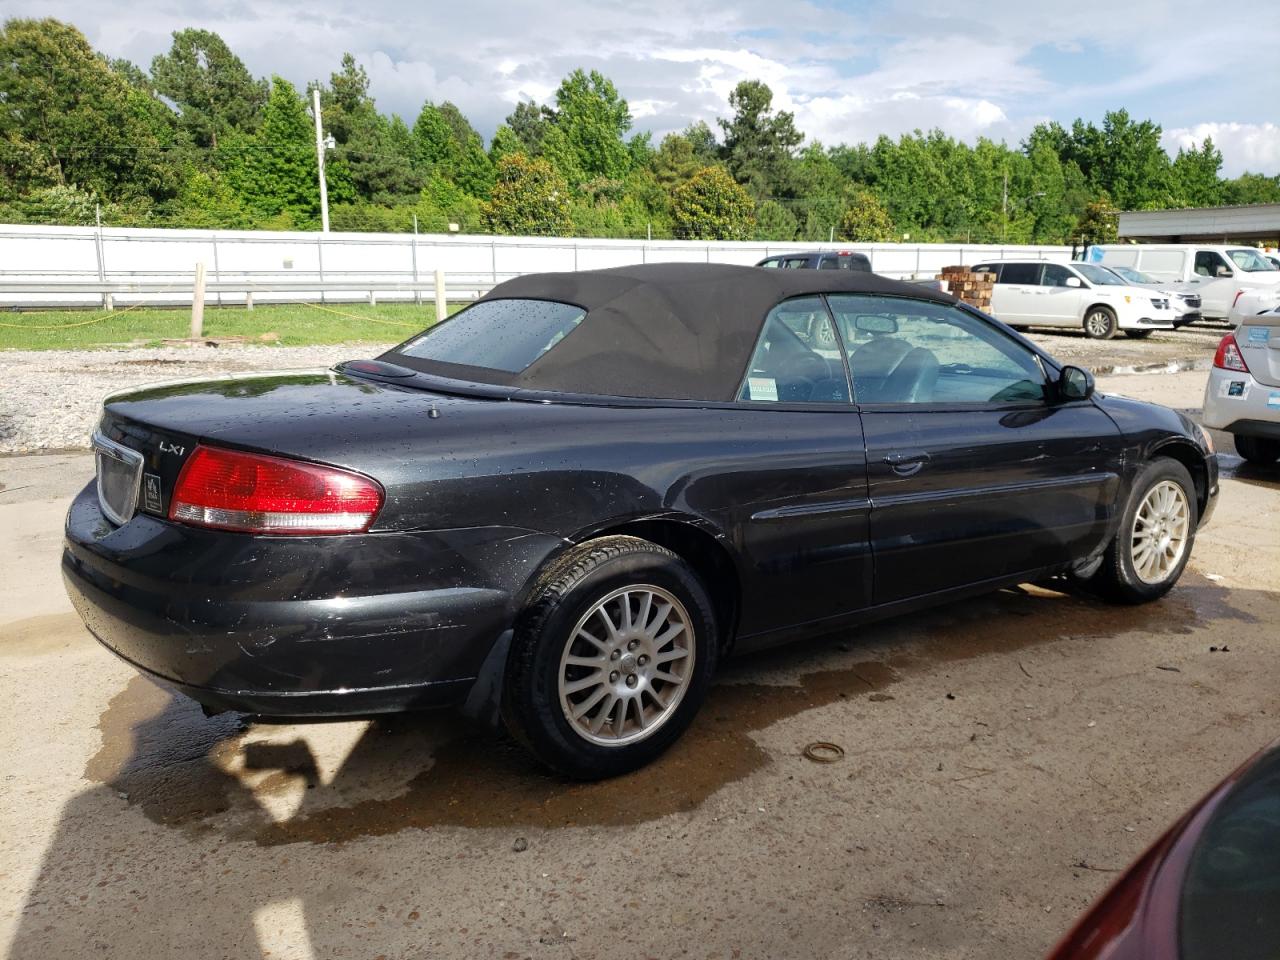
501,536,718,779
1084,306,1118,340
1090,458,1197,604
1234,434,1280,465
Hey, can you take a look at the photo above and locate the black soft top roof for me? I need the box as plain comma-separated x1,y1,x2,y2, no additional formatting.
391,262,955,401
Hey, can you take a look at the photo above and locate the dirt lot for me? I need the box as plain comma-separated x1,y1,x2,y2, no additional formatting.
1,368,1278,960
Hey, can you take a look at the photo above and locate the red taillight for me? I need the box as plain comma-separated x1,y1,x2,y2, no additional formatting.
1213,334,1250,373
169,446,383,534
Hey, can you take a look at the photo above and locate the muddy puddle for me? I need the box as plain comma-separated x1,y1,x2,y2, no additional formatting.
84,573,1255,844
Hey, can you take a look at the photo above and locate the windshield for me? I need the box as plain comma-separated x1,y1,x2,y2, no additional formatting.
1108,265,1155,284
394,299,586,373
1074,263,1127,286
1229,249,1278,272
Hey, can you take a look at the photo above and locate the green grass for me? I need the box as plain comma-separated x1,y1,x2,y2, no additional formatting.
0,301,449,351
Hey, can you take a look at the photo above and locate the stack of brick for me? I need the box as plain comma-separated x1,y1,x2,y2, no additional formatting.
937,265,994,311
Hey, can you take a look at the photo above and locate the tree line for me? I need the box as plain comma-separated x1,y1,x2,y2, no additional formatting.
2,18,1278,244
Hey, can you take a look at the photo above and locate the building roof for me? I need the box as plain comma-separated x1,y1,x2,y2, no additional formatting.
1118,203,1280,242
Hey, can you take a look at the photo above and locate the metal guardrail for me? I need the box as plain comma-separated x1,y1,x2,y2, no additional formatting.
0,274,497,322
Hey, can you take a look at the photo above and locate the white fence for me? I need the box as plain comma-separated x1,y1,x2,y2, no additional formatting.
0,223,1076,309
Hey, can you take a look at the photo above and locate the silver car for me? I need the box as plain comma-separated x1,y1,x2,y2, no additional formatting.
1103,265,1203,325
1202,306,1280,465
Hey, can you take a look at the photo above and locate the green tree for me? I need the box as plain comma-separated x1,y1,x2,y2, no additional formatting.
671,165,754,239
1171,137,1223,207
717,80,802,200
553,68,633,181
1074,193,1119,246
411,101,492,197
651,133,703,190
315,54,418,203
1223,172,1280,206
485,153,572,235
753,199,798,241
219,76,320,224
506,100,555,155
150,29,266,150
838,190,894,241
488,124,524,165
683,121,720,163
0,18,175,203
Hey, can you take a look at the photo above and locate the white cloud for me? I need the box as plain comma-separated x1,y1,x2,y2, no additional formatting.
1163,123,1280,178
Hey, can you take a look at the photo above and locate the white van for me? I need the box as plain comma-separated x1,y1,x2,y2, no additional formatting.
970,259,1179,339
1086,245,1280,321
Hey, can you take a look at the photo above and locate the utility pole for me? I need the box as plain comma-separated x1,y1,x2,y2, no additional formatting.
1001,169,1008,242
312,87,330,233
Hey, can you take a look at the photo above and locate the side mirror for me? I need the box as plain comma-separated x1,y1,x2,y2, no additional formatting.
1058,365,1094,402
1065,276,1083,288
1216,265,1233,278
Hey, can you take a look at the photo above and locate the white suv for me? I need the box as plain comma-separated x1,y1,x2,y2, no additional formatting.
1202,306,1280,465
972,260,1180,339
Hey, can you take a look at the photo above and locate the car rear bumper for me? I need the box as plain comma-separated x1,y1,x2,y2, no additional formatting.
1202,368,1280,434
62,481,561,717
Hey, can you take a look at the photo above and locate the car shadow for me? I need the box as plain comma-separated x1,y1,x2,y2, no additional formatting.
6,572,1262,958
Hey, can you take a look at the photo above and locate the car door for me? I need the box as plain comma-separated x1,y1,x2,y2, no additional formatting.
727,297,874,639
988,262,1042,325
1034,263,1087,326
828,293,1124,606
1191,250,1236,319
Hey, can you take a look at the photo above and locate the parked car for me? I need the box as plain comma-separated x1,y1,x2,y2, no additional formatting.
1098,264,1204,324
63,264,1218,778
970,259,1181,339
756,249,871,272
1202,305,1280,465
1228,286,1280,326
1046,739,1280,960
1086,244,1280,322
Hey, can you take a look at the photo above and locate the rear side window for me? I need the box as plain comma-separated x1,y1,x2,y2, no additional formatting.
396,299,585,373
999,263,1042,285
759,258,781,268
738,297,851,404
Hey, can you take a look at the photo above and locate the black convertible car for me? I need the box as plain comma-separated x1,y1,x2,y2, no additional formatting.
64,263,1218,778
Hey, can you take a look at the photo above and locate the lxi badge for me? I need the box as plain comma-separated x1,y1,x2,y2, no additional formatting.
142,473,163,514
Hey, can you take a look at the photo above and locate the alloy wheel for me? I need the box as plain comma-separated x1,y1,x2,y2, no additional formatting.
557,585,696,747
1130,480,1190,584
1085,310,1113,338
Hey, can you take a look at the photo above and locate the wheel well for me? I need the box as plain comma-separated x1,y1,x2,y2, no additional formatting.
588,519,740,650
1084,303,1115,320
1151,443,1210,519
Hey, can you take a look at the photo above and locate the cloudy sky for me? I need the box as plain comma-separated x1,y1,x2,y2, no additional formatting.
16,0,1280,176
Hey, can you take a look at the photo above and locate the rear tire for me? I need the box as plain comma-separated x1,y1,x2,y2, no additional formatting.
1089,458,1197,604
501,536,718,779
1234,434,1280,465
1123,329,1153,339
1083,306,1118,340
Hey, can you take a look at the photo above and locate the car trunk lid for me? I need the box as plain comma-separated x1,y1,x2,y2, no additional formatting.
94,369,500,526
1238,310,1280,388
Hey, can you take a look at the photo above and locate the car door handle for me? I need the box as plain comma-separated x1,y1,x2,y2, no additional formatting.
883,451,931,475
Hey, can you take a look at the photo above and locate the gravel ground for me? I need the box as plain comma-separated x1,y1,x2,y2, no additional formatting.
0,324,1227,454
0,342,394,454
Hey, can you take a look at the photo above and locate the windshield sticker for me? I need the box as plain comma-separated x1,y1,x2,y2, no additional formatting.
747,377,778,402
1248,326,1271,343
1222,380,1247,399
